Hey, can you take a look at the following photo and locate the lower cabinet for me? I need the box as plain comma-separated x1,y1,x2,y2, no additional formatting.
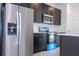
60,35,79,56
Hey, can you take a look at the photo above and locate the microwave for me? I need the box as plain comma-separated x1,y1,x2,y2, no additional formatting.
43,14,53,24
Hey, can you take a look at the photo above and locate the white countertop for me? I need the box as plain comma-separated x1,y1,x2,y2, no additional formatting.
58,34,79,37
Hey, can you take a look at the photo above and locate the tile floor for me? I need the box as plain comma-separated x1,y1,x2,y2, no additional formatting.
33,47,60,56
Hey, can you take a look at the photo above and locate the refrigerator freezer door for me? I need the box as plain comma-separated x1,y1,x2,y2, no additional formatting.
4,4,19,56
18,6,34,56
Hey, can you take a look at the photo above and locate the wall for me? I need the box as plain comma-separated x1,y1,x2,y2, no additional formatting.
66,4,79,34
33,3,67,33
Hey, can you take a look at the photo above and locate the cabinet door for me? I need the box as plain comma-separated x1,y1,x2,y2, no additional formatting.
41,4,48,14
60,36,79,56
53,8,61,25
31,4,42,23
42,4,54,15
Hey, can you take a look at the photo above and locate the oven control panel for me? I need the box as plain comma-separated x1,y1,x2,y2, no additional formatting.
38,26,49,32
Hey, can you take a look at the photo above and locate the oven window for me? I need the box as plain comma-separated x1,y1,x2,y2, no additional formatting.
49,34,55,43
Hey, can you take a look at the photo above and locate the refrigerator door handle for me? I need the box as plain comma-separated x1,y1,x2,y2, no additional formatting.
18,12,21,44
16,11,20,45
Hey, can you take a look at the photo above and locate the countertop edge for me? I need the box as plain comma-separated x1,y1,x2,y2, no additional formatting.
58,34,79,37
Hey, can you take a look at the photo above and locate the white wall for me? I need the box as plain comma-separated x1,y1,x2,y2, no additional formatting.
66,4,79,34
33,3,67,33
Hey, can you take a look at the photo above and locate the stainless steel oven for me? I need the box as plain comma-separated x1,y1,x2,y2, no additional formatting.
47,33,57,50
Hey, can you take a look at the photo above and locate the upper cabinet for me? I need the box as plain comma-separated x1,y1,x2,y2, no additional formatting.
14,3,61,25
31,3,61,25
53,8,61,25
41,4,54,15
31,4,42,23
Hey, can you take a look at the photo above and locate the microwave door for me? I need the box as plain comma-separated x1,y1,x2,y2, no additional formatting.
43,14,53,24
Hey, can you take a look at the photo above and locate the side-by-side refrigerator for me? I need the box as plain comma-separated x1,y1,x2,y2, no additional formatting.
3,4,34,56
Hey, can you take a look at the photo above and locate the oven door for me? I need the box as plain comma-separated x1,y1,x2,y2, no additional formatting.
48,33,56,44
47,33,57,50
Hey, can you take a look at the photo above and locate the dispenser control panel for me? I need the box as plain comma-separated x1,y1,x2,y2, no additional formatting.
8,23,17,35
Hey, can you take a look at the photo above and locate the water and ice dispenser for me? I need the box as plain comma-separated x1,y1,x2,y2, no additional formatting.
8,23,17,35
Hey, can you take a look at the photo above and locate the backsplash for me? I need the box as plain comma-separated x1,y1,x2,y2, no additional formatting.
33,23,62,33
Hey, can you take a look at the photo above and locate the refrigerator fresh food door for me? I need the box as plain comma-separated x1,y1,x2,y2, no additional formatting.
18,6,34,56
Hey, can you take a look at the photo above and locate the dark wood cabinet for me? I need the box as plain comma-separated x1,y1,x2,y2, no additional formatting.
53,8,61,25
31,4,43,23
41,4,49,14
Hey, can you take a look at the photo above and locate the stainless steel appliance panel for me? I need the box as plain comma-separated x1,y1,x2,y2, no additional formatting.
19,6,33,56
4,4,18,56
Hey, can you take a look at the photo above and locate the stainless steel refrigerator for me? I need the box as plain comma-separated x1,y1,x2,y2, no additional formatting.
3,3,34,56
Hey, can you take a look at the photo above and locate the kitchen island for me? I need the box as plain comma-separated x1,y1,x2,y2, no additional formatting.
59,34,79,56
